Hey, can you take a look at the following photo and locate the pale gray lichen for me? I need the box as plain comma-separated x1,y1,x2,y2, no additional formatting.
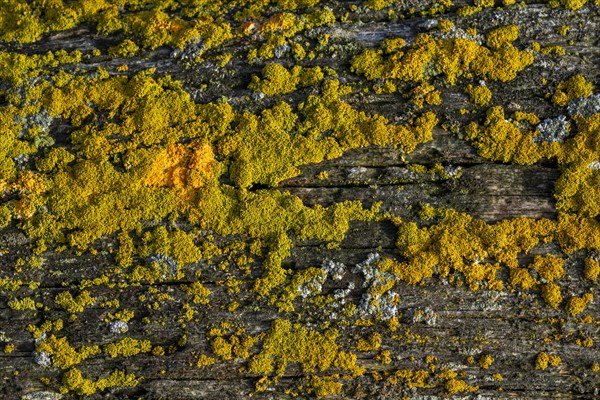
352,252,381,281
34,351,51,367
405,306,436,326
22,391,63,400
567,94,600,117
297,273,326,299
533,115,570,144
587,160,600,170
170,39,204,61
108,320,129,334
147,253,179,277
322,259,346,280
353,253,400,320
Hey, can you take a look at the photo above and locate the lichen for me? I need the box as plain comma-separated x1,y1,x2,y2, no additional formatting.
103,337,153,358
351,27,533,85
247,319,360,382
535,352,561,370
60,368,139,395
565,293,593,316
36,335,101,369
465,83,492,106
54,291,95,314
552,75,594,107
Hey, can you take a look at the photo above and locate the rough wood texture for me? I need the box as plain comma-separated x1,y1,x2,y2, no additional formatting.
1,1,600,399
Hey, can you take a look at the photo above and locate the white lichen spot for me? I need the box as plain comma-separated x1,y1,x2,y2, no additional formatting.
108,320,129,334
34,351,51,367
534,115,570,144
322,259,346,280
568,94,600,117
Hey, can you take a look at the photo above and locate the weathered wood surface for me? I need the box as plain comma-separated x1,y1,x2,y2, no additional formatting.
1,1,600,399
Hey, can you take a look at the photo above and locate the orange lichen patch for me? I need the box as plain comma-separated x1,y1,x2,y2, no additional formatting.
144,142,215,192
260,13,301,37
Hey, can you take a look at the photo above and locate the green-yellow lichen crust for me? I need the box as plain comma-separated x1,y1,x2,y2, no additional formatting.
0,1,599,398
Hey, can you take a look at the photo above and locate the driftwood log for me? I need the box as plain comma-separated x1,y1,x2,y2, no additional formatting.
1,1,600,399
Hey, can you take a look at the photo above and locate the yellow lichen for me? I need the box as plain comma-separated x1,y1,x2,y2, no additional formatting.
584,257,600,281
36,335,101,369
486,25,519,50
7,297,38,311
541,283,563,309
478,354,494,369
535,352,561,369
352,29,533,85
356,332,382,351
247,319,353,379
465,84,492,106
531,255,565,282
565,293,593,316
54,291,95,314
552,75,594,107
103,337,153,358
60,368,139,395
